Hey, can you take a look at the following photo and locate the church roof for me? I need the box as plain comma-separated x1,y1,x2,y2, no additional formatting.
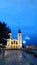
18,29,21,33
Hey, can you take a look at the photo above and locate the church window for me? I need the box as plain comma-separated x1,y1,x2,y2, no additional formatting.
14,40,15,44
16,41,18,44
16,46,18,48
11,41,13,44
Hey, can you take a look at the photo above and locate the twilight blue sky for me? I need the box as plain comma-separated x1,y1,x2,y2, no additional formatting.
0,0,37,45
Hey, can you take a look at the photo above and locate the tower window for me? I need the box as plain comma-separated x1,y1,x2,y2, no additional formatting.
19,34,20,36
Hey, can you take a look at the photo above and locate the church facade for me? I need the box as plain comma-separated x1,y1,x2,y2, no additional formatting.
7,30,22,49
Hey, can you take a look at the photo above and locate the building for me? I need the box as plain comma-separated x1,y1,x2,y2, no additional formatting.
26,46,32,50
26,45,37,50
7,29,22,49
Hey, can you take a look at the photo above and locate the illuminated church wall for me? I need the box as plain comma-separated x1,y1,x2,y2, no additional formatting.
7,30,22,49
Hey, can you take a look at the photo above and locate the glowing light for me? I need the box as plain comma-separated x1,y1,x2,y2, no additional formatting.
23,41,26,44
25,36,30,40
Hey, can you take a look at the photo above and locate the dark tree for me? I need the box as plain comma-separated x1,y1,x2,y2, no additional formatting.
0,21,11,46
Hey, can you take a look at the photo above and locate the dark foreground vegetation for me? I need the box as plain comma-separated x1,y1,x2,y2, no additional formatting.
0,21,11,47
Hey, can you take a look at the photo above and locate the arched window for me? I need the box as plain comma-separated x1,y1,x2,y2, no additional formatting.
16,41,18,44
11,41,13,44
14,40,15,44
19,34,20,36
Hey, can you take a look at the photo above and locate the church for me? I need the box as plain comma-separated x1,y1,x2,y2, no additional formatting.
7,29,22,49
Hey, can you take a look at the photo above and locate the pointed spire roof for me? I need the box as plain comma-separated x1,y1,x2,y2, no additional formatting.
18,29,21,33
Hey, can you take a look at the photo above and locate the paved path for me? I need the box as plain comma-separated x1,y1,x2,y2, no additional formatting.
0,50,37,65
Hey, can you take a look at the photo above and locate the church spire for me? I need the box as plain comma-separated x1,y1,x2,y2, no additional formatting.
18,29,21,33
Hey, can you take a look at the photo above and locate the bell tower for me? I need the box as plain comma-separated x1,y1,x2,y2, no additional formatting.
18,29,22,48
7,33,12,48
